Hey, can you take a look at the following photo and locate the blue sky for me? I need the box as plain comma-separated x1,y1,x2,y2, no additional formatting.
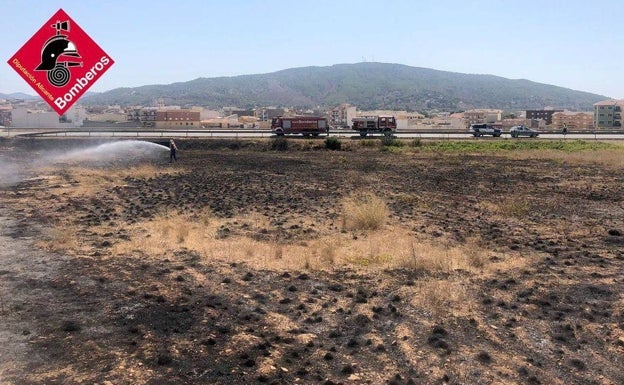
2,0,622,98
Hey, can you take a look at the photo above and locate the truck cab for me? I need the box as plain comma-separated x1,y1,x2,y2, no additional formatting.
352,116,397,137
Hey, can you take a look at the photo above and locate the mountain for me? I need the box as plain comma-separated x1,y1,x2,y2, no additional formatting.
0,92,38,100
82,62,606,111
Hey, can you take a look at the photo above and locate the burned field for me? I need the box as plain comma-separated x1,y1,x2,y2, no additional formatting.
1,138,623,385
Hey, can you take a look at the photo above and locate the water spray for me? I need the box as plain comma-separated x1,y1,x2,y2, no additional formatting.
0,140,170,187
48,140,170,164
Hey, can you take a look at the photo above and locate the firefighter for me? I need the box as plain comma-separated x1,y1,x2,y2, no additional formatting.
169,139,178,163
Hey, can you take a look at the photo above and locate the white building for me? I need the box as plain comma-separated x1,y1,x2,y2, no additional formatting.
11,106,86,128
329,103,357,127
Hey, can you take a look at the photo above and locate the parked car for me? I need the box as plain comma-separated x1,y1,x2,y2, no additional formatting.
510,125,539,138
469,123,502,137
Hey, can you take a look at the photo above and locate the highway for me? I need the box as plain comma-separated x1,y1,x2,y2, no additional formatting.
2,128,624,141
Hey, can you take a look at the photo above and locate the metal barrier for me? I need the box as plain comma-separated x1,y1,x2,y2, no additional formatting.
11,128,624,140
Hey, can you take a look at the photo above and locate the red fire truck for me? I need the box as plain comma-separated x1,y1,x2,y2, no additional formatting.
351,116,397,137
271,116,328,136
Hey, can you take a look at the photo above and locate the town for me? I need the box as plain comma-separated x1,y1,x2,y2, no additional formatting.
0,96,622,134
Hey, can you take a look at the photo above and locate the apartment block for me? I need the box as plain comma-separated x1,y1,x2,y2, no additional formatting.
127,108,158,127
154,110,201,129
525,109,563,125
463,109,502,127
0,106,12,126
128,108,200,129
255,108,285,122
228,109,255,117
329,103,356,128
552,111,594,130
593,100,623,129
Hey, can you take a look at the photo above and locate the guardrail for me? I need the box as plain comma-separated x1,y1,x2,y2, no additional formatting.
14,129,275,138
8,128,624,139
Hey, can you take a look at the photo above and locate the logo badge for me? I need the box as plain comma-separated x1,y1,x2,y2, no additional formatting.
7,8,114,115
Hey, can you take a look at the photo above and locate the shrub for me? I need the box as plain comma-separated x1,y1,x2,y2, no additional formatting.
410,138,423,148
176,222,191,243
360,139,377,147
270,137,289,151
497,199,531,218
61,320,81,332
325,136,342,150
342,192,389,231
228,140,242,150
381,136,403,147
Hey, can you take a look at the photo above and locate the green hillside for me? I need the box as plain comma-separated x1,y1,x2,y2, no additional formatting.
82,62,605,111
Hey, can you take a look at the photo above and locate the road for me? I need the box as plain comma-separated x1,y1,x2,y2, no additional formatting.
2,128,624,141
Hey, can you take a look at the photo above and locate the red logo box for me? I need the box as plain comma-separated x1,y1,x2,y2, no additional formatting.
7,8,114,115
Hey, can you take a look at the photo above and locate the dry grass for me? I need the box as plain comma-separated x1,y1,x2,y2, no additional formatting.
30,162,520,277
108,212,501,275
496,199,531,218
37,225,80,253
394,237,489,273
393,192,433,212
342,192,389,231
412,279,474,318
44,164,182,198
508,147,624,169
479,195,532,219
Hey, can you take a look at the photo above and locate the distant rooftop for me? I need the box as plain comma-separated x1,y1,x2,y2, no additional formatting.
593,99,624,106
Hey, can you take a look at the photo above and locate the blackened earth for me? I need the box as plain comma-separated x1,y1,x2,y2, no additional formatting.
0,138,623,385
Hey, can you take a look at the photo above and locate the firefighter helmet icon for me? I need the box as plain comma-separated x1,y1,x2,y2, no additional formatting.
35,20,83,87
9,8,115,115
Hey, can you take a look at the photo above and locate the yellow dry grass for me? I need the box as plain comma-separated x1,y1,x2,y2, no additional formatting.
99,208,538,321
109,211,502,275
44,164,183,198
411,279,473,318
394,237,489,272
341,191,389,231
36,225,80,254
479,196,532,219
508,147,624,169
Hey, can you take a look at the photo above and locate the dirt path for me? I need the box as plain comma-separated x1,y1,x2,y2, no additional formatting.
0,211,68,383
